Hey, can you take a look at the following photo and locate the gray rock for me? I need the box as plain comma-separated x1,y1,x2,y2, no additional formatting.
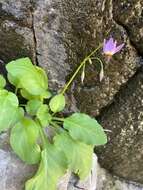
113,0,143,55
33,0,71,90
0,0,143,189
96,164,143,190
33,0,140,114
96,69,143,183
61,154,143,190
0,0,35,72
0,132,36,190
0,139,142,190
68,154,98,190
57,0,139,116
0,149,36,190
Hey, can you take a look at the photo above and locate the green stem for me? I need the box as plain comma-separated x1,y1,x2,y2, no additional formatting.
15,87,18,95
52,117,64,122
50,121,64,133
92,57,104,69
37,120,50,147
50,121,60,128
19,104,26,107
61,59,86,94
61,45,102,94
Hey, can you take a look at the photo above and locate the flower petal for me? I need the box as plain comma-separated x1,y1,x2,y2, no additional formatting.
103,37,115,53
103,39,107,52
114,43,124,54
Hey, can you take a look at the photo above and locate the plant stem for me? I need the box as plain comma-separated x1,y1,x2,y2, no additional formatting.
50,121,65,133
19,104,26,107
61,45,102,94
37,120,50,147
52,117,64,122
50,121,60,128
15,87,18,95
92,57,104,68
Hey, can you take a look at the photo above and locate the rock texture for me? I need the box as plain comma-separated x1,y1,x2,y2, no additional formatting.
0,0,143,189
0,0,36,67
33,0,71,90
59,155,143,190
113,0,143,55
0,132,36,190
64,0,140,116
96,68,143,184
96,164,143,190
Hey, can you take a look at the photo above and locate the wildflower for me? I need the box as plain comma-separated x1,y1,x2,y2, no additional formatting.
103,37,124,57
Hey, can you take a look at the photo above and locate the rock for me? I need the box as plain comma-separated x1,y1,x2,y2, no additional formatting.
58,172,71,190
33,0,140,114
59,0,139,116
33,0,71,90
96,164,143,190
0,0,36,74
65,154,143,190
96,69,143,184
0,0,143,189
0,149,36,190
113,0,143,55
68,154,98,190
0,0,32,26
0,136,142,190
0,132,36,190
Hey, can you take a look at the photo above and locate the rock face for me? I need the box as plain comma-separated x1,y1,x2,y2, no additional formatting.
113,0,143,55
96,164,143,190
96,69,143,184
0,0,143,189
0,0,36,69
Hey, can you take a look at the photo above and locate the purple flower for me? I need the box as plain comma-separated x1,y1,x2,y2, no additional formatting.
103,37,124,56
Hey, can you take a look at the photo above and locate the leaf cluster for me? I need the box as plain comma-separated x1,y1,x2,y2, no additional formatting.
0,58,107,190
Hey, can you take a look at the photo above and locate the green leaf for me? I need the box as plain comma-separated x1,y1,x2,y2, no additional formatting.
26,100,42,116
37,105,52,127
35,66,48,87
12,107,25,125
54,132,93,179
20,89,51,101
42,90,52,99
49,94,65,113
25,145,67,190
63,113,107,146
0,90,21,133
6,57,48,95
0,75,6,89
20,89,38,100
10,117,41,164
7,73,19,87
